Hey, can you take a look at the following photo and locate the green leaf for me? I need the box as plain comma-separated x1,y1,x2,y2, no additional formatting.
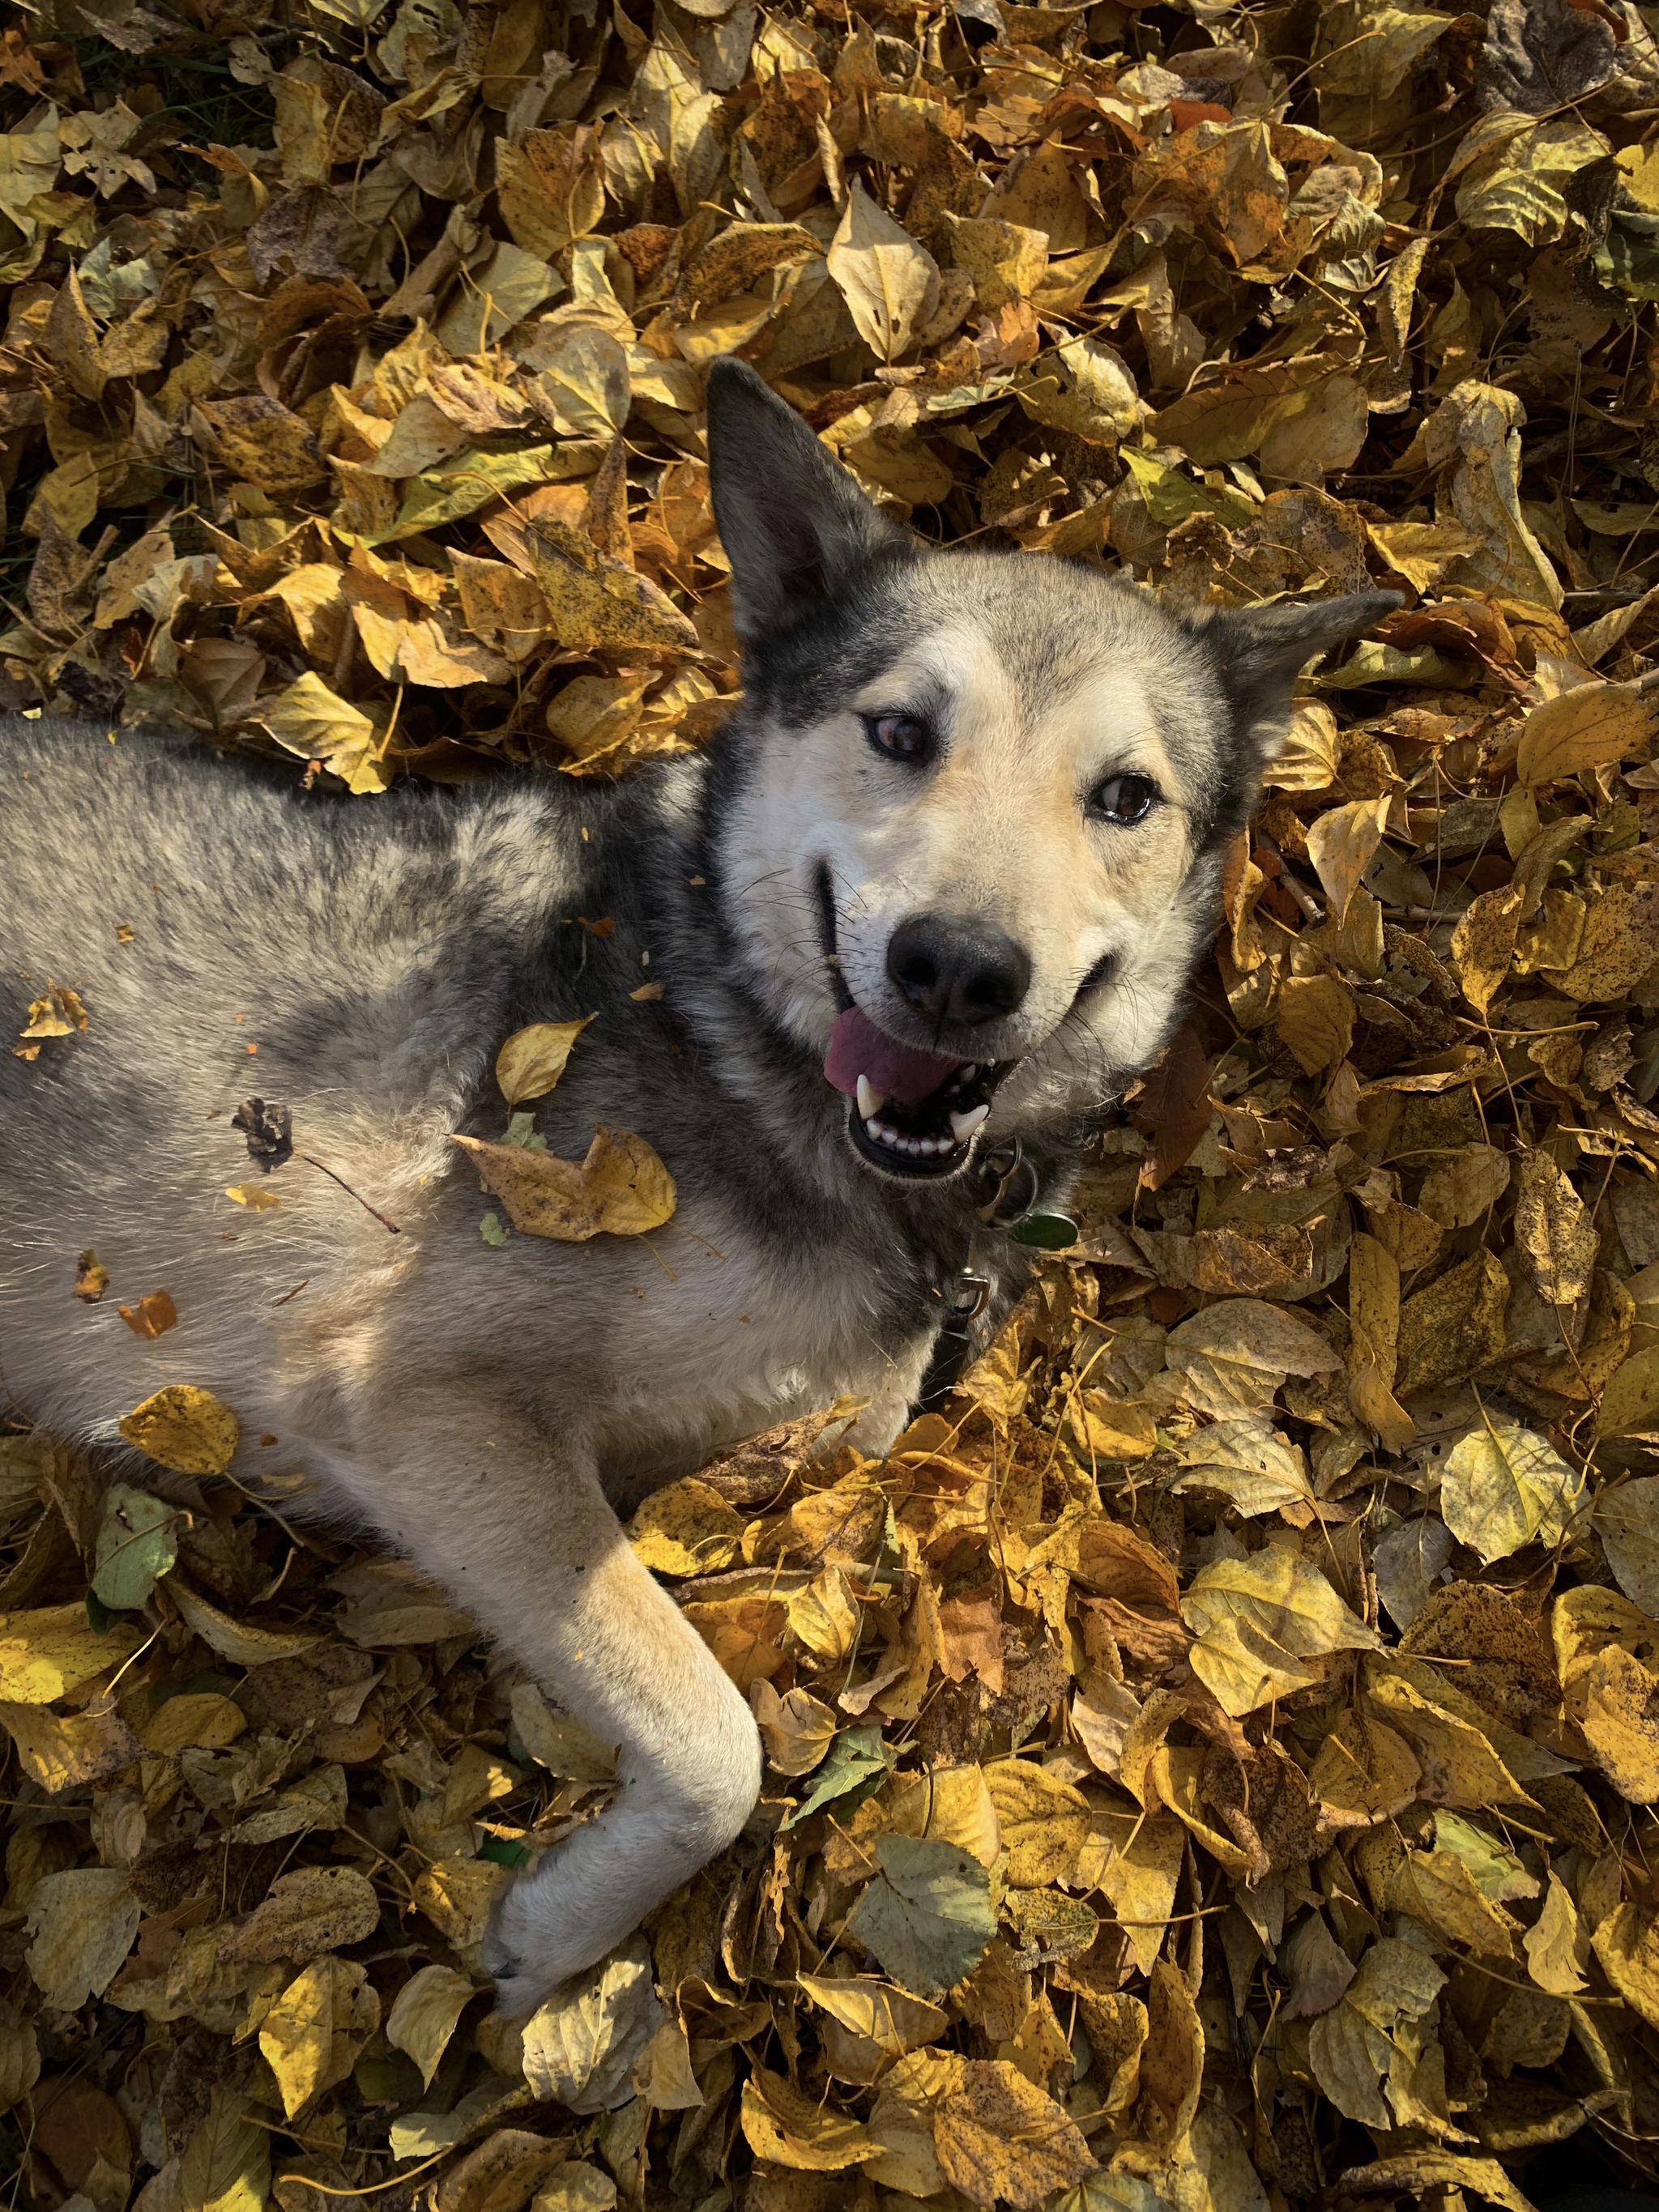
92,1481,178,1611
480,1212,509,1247
1431,1812,1538,1905
782,1724,895,1830
845,1833,997,1998
480,1834,530,1868
84,1589,113,1635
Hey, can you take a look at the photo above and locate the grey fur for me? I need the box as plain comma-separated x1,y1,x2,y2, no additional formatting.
0,364,1395,2009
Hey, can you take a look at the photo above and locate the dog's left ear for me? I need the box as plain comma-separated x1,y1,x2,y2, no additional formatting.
706,356,915,643
1192,589,1403,763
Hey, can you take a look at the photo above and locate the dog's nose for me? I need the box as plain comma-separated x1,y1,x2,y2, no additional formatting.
886,914,1032,1028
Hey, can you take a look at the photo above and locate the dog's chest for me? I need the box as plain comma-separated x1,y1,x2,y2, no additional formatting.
587,1200,940,1498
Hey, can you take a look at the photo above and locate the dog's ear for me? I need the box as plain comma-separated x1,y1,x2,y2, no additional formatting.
1192,589,1403,764
706,358,915,641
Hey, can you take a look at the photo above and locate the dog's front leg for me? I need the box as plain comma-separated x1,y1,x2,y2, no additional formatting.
350,1398,761,2015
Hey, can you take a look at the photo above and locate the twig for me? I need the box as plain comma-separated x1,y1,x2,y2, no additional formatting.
299,1155,400,1234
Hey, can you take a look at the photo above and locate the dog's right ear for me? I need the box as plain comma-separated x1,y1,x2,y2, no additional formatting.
706,358,915,642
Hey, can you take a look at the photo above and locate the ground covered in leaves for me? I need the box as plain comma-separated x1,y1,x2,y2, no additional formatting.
7,0,1659,2210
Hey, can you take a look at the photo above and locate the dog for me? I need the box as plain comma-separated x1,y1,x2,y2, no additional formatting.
0,357,1395,2010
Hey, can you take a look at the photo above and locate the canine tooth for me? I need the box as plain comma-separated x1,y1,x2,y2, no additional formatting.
949,1103,990,1143
856,1075,886,1119
962,1064,978,1082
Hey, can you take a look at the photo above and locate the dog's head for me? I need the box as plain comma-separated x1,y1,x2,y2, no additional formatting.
704,357,1397,1184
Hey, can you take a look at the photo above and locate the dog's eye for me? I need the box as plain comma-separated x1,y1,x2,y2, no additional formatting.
1090,773,1158,825
866,712,932,765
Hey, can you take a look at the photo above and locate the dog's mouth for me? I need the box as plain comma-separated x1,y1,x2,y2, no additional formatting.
825,1005,1008,1179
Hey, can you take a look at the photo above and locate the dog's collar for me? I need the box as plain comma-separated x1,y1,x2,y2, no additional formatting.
915,1136,1077,1413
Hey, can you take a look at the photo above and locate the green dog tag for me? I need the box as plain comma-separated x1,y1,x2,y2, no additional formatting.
1010,1213,1079,1251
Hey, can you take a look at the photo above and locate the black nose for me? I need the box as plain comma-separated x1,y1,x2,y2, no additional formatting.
886,913,1032,1028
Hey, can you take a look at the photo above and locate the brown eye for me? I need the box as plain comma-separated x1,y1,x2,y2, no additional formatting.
866,713,933,765
1089,773,1158,825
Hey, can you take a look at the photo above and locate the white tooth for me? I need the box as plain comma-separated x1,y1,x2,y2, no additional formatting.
865,1117,883,1140
856,1075,886,1119
961,1064,978,1082
949,1103,990,1143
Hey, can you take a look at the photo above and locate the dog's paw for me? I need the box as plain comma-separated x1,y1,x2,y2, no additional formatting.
482,1877,588,2017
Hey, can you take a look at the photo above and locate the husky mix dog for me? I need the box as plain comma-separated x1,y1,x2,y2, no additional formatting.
0,360,1394,2010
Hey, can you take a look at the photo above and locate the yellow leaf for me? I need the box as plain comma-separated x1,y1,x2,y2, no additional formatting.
1346,1232,1414,1451
177,2090,269,2212
1309,1708,1422,1829
1305,795,1391,927
1274,971,1355,1075
1525,1871,1589,1996
387,1963,478,2089
933,2060,1097,2210
882,1762,1003,1867
1516,679,1657,786
509,1680,616,1780
1417,1144,1511,1231
1513,1151,1597,1308
139,1691,246,1754
628,1477,744,1576
351,603,512,688
751,1681,838,1776
221,1865,381,1965
1181,1549,1378,1718
796,1971,949,2060
259,1955,380,2119
0,1699,143,1792
0,1601,141,1704
259,672,390,796
1396,1248,1509,1396
118,1383,239,1476
740,2067,881,2170
1451,882,1523,1013
983,1760,1090,1885
19,982,88,1040
826,180,940,364
496,123,605,258
495,1016,595,1106
1307,1936,1446,2131
532,2165,616,2212
24,1866,139,2010
450,1125,676,1240
165,1579,320,1665
1388,1848,1520,1958
1439,1404,1583,1565
523,517,699,654
785,1564,863,1665
224,1183,280,1210
412,1857,511,1952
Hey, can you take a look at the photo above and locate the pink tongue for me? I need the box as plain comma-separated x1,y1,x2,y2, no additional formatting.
825,1007,961,1106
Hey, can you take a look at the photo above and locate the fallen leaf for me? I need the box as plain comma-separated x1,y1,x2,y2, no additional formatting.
846,1834,998,1999
118,1384,239,1476
451,1127,676,1239
92,1482,177,1609
495,1016,595,1106
387,1963,479,2089
25,1866,139,2010
1439,1405,1584,1563
117,1289,177,1339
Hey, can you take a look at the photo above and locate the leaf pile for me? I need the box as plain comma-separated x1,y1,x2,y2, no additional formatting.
11,0,1659,2206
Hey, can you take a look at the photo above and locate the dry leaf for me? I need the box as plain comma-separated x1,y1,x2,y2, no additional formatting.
451,1127,676,1239
495,1017,595,1106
